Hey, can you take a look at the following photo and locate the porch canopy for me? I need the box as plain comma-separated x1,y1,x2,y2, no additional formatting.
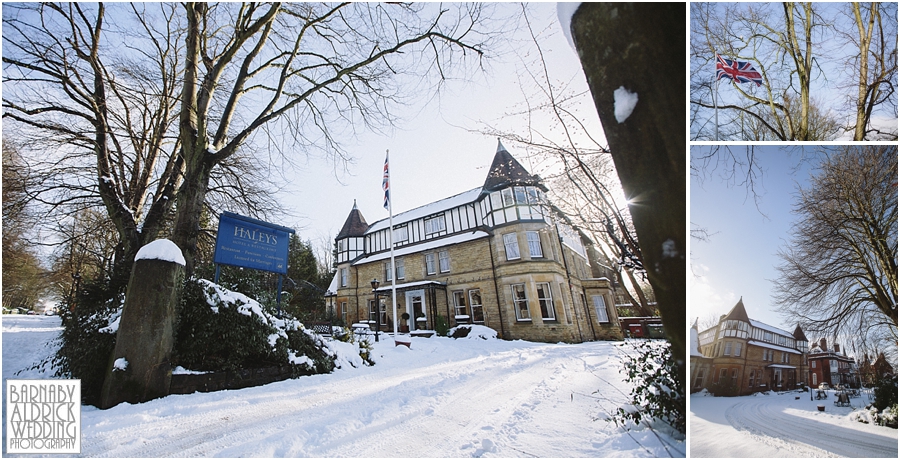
372,280,447,331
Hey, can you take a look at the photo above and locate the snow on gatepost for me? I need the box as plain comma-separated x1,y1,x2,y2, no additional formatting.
113,357,128,371
135,239,186,266
556,2,583,51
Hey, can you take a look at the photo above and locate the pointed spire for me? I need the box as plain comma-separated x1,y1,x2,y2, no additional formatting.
482,141,542,192
337,201,368,239
792,324,808,342
691,317,699,330
722,297,750,322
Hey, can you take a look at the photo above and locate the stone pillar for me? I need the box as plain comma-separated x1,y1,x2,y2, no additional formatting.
100,240,184,409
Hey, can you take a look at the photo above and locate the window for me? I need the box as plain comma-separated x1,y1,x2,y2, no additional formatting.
526,231,543,258
830,359,837,370
501,188,515,207
512,284,530,320
811,360,816,368
439,250,450,273
724,342,732,356
749,370,755,388
368,299,378,323
469,290,484,322
337,240,345,252
782,352,789,363
693,367,706,389
425,253,436,275
340,268,348,287
591,295,610,323
393,225,408,243
812,373,817,385
732,369,738,386
340,301,348,323
425,215,446,234
514,186,528,204
734,342,742,357
384,260,403,281
536,282,555,320
452,291,468,321
503,233,520,260
718,368,727,383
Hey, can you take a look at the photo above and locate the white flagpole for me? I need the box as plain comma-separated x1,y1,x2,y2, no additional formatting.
714,53,720,142
386,149,398,337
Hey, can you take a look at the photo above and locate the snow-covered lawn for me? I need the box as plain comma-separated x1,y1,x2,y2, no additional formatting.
3,315,684,457
690,389,898,457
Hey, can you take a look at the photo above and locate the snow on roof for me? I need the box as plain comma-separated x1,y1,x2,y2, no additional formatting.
747,340,802,355
373,280,446,292
352,231,490,265
366,188,482,233
325,271,339,297
765,364,797,369
135,239,185,266
749,319,794,338
690,326,704,357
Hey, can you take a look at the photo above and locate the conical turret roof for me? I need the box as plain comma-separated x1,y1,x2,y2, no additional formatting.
336,200,369,238
792,324,808,342
723,297,750,322
482,140,542,192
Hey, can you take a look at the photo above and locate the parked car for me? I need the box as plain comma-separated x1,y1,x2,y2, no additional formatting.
818,383,831,390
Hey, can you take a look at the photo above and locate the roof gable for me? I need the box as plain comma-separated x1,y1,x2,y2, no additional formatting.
723,297,750,322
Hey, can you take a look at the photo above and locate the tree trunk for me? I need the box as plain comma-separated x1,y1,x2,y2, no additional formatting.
570,2,686,384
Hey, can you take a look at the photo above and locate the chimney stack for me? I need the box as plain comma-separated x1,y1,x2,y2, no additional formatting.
834,343,840,354
819,338,827,350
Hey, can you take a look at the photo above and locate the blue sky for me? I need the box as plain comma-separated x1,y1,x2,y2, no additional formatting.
279,3,600,248
690,147,819,332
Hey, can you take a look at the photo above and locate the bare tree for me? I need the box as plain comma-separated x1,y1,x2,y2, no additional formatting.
840,2,898,140
170,2,492,272
477,4,652,316
3,3,185,278
773,146,897,346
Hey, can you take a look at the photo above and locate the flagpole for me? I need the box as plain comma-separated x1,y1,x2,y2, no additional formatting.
714,53,720,142
386,149,399,338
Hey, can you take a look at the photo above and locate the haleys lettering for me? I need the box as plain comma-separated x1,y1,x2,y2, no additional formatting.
233,226,278,245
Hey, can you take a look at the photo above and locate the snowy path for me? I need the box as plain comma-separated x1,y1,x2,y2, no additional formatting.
3,315,683,457
691,391,898,458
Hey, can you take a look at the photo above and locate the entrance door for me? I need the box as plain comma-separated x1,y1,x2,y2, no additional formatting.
774,368,782,388
406,290,426,331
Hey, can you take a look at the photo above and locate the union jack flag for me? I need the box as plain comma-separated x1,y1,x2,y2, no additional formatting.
716,54,762,86
382,153,390,210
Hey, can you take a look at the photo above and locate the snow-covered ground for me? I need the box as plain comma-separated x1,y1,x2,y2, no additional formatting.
690,389,898,457
2,315,684,457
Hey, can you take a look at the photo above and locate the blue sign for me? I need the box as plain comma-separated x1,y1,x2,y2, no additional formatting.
214,212,294,274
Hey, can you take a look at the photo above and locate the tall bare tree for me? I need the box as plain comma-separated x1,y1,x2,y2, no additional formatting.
3,3,185,279
773,146,898,345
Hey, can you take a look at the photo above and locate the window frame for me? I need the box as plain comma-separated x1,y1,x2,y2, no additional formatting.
526,231,543,258
452,290,468,322
511,283,530,321
468,289,484,323
425,253,436,275
535,282,555,320
591,294,610,323
340,268,348,287
438,249,450,273
503,233,521,260
424,215,446,235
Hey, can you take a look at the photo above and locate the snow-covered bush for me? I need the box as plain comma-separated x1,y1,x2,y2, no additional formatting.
174,278,335,374
611,339,685,434
449,325,498,340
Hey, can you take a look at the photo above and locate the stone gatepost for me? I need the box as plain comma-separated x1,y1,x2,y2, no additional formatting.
100,239,185,409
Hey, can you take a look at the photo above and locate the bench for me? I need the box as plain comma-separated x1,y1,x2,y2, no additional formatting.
309,322,333,337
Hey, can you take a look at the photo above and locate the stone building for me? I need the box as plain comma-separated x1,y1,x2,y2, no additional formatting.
695,298,809,395
325,142,623,343
807,338,860,388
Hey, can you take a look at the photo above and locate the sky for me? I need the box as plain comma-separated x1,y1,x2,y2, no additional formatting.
272,3,600,249
689,2,899,141
690,147,818,333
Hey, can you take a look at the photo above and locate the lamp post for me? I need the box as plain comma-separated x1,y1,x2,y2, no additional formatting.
370,278,380,342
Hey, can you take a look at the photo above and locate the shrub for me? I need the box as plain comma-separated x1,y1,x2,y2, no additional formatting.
435,315,449,337
874,374,898,412
610,339,685,434
174,278,335,375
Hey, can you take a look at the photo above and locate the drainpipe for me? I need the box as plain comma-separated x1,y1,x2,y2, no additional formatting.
487,235,506,339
